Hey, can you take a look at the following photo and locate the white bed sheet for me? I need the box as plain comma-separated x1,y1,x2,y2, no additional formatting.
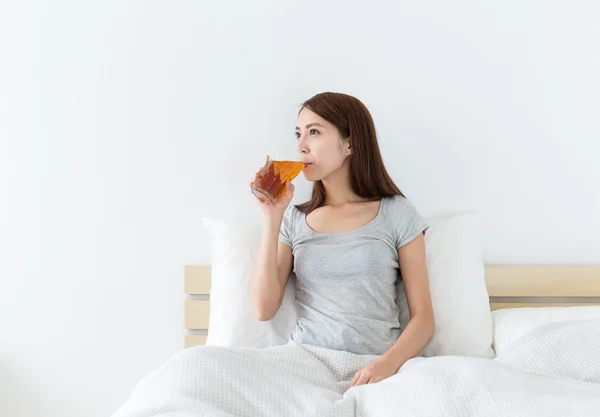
492,305,600,354
112,319,600,417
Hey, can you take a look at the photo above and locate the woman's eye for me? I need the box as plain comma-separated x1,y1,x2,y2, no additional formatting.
310,129,319,135
295,132,300,139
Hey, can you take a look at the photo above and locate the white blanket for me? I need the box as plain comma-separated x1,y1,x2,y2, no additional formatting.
112,319,600,417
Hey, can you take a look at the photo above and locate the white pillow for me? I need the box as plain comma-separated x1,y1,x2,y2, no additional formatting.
202,218,298,348
397,212,495,358
492,306,600,354
203,211,494,358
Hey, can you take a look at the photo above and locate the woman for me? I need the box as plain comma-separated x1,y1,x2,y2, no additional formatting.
250,92,434,388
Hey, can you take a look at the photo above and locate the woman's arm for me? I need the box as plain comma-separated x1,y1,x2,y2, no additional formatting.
249,221,293,321
350,233,434,387
381,233,434,367
248,181,295,322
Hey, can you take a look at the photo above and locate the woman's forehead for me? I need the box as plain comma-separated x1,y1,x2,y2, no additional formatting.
297,108,328,128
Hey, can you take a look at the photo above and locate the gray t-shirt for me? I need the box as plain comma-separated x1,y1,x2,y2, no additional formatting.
279,195,428,356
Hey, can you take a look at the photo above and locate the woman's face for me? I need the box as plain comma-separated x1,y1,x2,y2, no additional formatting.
295,108,351,182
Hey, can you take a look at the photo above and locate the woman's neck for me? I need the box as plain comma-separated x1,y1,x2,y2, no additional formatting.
321,164,364,206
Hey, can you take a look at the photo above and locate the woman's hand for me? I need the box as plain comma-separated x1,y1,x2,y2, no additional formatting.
350,357,400,388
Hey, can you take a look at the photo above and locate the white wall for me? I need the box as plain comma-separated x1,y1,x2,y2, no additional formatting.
1,1,598,416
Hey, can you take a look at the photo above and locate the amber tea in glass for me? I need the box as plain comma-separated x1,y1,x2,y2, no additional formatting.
251,156,305,203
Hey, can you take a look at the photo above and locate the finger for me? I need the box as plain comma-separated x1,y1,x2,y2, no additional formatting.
282,185,294,199
257,194,270,203
367,376,380,384
283,183,295,197
351,369,369,387
350,371,361,387
355,373,371,387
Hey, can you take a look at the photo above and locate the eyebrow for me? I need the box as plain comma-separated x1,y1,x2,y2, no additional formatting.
295,122,324,130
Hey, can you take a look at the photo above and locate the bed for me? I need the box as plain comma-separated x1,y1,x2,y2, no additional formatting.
111,265,600,417
183,265,600,348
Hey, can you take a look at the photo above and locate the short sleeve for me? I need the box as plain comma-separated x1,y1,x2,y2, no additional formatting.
279,206,296,247
392,197,429,249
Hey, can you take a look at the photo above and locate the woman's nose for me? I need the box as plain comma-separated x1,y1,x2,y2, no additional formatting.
297,137,309,154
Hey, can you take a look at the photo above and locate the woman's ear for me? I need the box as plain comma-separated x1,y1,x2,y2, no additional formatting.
345,139,352,156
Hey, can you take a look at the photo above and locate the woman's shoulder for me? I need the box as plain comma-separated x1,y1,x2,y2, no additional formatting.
281,204,304,231
280,204,304,247
381,194,428,248
383,194,416,211
381,194,428,227
285,203,303,220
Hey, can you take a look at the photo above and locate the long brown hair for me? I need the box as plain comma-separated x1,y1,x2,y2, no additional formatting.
296,92,405,214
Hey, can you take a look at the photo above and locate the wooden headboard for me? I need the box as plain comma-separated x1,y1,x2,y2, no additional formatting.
184,265,600,348
184,265,211,348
